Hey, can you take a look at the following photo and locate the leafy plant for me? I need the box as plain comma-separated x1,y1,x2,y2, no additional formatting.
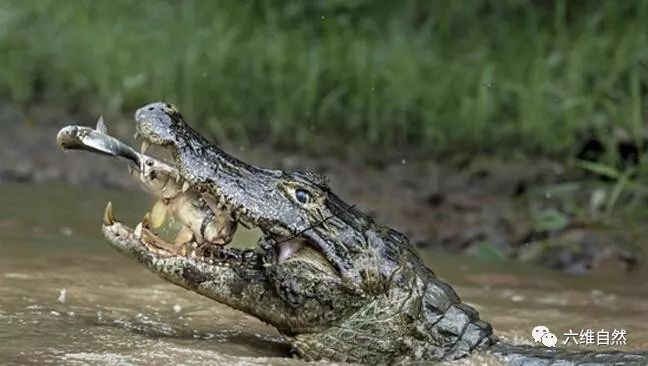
576,159,645,216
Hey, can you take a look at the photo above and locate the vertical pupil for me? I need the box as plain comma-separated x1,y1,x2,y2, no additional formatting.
296,189,309,203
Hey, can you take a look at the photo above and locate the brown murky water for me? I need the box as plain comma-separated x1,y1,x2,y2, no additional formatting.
1,183,647,365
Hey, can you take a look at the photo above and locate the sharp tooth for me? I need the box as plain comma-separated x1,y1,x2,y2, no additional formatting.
150,200,167,229
134,222,143,239
190,250,197,258
103,202,114,225
182,181,191,193
141,141,151,154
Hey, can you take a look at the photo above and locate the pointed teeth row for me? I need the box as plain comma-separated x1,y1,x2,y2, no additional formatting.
103,202,115,225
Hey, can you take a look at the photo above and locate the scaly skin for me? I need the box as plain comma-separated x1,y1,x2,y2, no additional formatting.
94,102,648,365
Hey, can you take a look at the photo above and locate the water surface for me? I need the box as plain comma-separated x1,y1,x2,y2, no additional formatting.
1,184,647,365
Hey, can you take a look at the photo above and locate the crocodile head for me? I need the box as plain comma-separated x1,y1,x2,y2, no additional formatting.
102,102,494,363
132,102,405,287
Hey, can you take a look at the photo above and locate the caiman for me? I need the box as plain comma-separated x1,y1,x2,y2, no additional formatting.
61,102,648,365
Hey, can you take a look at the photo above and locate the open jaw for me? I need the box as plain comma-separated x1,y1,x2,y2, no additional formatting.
99,142,313,275
101,202,247,264
100,198,308,272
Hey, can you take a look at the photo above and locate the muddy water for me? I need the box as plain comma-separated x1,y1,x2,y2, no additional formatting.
1,183,647,365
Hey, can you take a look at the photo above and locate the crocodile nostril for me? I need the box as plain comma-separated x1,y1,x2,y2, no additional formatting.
148,107,154,111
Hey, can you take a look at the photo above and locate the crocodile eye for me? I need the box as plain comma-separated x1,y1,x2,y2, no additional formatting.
295,188,311,204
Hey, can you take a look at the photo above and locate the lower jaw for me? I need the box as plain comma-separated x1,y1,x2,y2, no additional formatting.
102,201,263,267
102,197,311,272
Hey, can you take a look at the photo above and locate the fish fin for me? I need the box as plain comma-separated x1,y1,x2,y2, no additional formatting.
96,115,108,134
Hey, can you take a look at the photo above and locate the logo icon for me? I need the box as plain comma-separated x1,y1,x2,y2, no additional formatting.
541,332,558,347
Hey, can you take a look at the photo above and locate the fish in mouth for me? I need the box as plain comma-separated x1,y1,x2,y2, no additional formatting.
57,118,238,261
56,111,339,283
59,105,375,288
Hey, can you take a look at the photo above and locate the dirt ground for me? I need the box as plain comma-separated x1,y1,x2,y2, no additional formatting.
0,101,644,275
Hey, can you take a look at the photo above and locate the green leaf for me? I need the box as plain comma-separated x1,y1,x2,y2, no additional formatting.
534,208,570,232
606,170,632,214
575,160,622,180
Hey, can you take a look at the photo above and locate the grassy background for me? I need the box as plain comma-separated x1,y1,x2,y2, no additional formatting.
1,0,647,157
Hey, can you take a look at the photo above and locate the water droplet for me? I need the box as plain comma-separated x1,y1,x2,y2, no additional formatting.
173,304,182,313
401,159,407,165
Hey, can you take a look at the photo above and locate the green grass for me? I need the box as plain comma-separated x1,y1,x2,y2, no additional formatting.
1,1,647,157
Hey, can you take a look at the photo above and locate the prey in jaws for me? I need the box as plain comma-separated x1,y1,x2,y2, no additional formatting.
56,118,236,258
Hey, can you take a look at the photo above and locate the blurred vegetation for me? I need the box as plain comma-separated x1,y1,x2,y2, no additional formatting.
1,0,647,157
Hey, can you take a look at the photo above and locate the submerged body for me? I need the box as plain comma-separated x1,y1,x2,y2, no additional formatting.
61,103,648,365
